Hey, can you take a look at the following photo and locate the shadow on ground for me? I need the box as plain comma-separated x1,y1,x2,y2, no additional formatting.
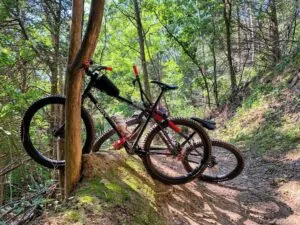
156,149,299,225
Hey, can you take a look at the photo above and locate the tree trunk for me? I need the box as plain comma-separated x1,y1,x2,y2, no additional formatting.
248,1,255,63
64,0,105,197
289,0,298,53
133,0,152,101
222,0,237,96
237,4,241,71
156,9,210,108
269,0,280,65
64,0,84,197
198,67,211,108
211,15,219,108
210,45,219,108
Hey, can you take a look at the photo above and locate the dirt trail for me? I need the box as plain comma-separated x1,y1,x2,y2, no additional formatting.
156,150,300,225
34,150,299,225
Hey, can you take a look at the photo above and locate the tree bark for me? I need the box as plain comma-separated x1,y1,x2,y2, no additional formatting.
133,0,152,101
64,0,105,197
64,0,84,197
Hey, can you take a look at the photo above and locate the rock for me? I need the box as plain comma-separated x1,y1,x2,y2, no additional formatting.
270,178,288,186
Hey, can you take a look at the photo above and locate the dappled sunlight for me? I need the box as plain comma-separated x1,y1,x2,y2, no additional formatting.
284,148,300,161
80,151,294,225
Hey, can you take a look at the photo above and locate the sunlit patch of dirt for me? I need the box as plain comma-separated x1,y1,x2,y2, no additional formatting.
154,149,299,225
284,148,300,161
276,181,300,225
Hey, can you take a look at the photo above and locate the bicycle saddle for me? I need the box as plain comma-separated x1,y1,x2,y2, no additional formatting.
191,117,216,130
151,81,178,91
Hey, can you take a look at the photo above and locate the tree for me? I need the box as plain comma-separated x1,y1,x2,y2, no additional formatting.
210,12,219,107
222,0,237,97
269,0,280,65
64,0,105,197
133,0,152,100
153,1,213,108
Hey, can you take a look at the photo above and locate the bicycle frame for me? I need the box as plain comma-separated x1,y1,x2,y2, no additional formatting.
81,70,171,155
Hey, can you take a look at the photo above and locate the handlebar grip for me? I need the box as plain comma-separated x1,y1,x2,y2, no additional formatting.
133,65,139,77
105,66,113,71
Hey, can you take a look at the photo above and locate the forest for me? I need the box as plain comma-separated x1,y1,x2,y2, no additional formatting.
0,0,299,224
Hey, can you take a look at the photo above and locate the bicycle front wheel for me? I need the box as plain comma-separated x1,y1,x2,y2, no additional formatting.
183,140,244,182
20,96,95,169
142,117,211,185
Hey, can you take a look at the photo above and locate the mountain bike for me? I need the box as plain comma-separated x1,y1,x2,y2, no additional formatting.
94,116,244,182
20,61,212,185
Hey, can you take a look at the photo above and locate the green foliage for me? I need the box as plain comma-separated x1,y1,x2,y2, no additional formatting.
63,210,83,223
220,58,300,155
233,118,299,155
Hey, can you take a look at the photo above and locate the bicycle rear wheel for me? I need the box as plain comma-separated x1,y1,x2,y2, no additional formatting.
21,96,94,169
142,117,211,185
183,140,244,182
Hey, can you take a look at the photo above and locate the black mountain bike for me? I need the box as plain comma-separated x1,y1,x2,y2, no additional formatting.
93,114,244,182
20,62,211,185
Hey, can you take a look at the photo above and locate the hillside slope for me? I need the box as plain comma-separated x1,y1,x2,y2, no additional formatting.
31,60,300,225
216,63,299,157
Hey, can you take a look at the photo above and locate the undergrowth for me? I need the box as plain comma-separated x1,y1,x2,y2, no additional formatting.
219,58,300,155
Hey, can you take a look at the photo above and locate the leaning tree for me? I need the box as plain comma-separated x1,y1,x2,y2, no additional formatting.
64,0,105,197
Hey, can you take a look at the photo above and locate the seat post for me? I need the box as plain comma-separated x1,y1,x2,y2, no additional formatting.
152,89,165,110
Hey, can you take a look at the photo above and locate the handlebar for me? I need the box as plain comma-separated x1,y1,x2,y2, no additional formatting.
82,59,113,75
101,66,113,71
85,65,113,77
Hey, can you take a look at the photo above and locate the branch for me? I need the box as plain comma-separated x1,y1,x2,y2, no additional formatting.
112,0,136,27
69,0,106,72
0,156,32,176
